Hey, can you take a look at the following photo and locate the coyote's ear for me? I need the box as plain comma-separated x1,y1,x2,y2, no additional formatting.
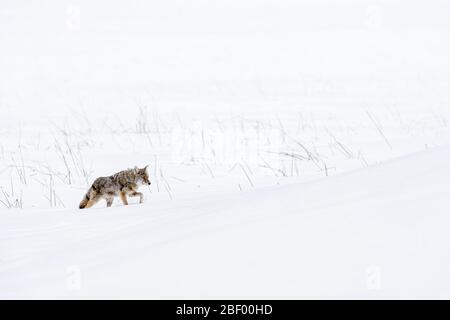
134,166,139,173
144,165,149,171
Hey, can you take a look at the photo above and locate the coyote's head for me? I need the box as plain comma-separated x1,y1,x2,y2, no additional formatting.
135,165,151,186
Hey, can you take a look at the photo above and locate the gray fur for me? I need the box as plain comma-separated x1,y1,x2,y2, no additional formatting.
79,166,151,209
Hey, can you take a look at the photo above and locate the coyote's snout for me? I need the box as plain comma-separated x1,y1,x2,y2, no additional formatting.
79,166,151,209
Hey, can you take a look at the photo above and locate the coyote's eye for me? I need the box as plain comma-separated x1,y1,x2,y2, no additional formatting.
142,176,151,185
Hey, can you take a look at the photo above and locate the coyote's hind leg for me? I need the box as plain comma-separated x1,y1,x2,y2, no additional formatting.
105,196,114,207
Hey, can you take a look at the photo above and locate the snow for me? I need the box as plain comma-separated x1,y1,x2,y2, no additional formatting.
1,0,450,298
1,144,450,299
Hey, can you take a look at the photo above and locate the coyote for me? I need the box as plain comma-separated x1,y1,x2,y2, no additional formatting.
79,166,151,209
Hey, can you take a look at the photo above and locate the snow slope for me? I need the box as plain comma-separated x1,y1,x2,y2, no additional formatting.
2,0,450,299
1,144,449,299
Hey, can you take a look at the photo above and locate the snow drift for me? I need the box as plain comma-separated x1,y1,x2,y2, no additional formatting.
1,144,449,299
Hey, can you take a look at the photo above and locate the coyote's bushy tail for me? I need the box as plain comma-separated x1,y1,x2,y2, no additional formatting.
79,190,91,209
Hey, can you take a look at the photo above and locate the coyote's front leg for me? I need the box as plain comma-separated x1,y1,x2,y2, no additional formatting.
129,191,144,204
119,191,129,205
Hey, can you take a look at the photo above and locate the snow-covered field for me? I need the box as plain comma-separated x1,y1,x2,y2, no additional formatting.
1,0,450,299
